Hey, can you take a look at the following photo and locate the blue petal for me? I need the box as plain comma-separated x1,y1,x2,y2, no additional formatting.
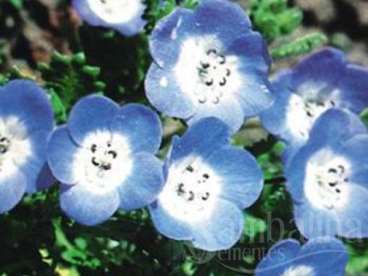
112,10,146,37
206,147,263,209
145,63,195,119
308,108,367,148
170,117,231,163
19,130,52,193
293,202,338,238
339,135,368,175
119,152,164,210
68,95,119,144
333,183,368,238
0,171,27,213
34,164,56,191
187,94,245,133
72,0,104,26
190,199,243,251
255,239,301,276
226,32,271,73
0,80,53,133
235,73,274,118
193,0,251,44
338,64,368,113
260,70,293,139
60,184,120,226
47,126,80,185
72,0,146,36
149,8,194,67
111,104,162,154
285,142,321,202
298,237,348,275
149,201,193,240
290,48,346,96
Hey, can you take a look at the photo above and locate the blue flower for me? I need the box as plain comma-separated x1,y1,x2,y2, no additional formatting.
255,237,348,276
0,80,54,213
72,0,146,36
47,95,164,226
145,0,273,133
149,117,263,251
285,108,368,238
261,47,368,158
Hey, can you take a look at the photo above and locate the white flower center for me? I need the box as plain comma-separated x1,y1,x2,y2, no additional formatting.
173,35,242,106
87,0,143,24
72,130,132,193
158,157,222,222
282,265,315,276
286,94,336,142
0,116,32,180
305,148,351,210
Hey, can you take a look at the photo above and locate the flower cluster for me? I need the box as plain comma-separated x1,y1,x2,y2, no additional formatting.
1,0,368,273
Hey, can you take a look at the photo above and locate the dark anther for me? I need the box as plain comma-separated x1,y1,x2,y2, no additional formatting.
219,78,227,86
108,150,117,159
335,188,341,193
101,163,112,170
201,192,210,201
205,79,214,86
0,146,7,154
107,142,112,147
344,178,349,183
328,181,338,187
0,137,6,142
177,183,186,195
337,165,345,173
91,157,100,167
330,100,336,107
188,191,195,201
218,55,226,64
207,49,217,56
226,68,231,76
91,144,97,153
186,165,194,173
203,173,210,179
306,110,313,117
200,62,210,69
328,168,337,174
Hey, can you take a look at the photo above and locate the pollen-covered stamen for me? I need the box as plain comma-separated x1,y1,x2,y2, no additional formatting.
174,164,212,203
314,163,349,209
0,136,10,154
305,150,351,210
158,156,222,222
89,141,118,172
195,48,232,105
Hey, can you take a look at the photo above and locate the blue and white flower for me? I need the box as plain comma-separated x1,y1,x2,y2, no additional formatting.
261,48,368,155
0,80,54,213
72,0,146,36
145,0,273,133
255,237,348,276
149,117,263,251
285,108,368,238
47,95,164,226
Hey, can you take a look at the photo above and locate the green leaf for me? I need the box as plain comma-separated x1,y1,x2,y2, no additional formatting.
9,0,23,9
271,32,328,59
250,0,303,41
244,214,267,239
